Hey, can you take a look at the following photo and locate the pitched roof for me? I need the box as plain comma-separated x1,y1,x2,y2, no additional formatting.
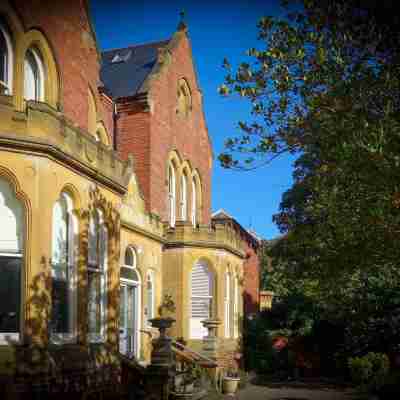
100,40,169,99
211,209,233,220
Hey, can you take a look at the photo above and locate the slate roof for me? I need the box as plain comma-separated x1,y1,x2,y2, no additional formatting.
101,40,169,99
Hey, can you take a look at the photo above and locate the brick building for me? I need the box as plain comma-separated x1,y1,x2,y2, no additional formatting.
0,0,260,396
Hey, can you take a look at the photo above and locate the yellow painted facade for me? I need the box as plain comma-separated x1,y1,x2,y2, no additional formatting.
0,0,246,370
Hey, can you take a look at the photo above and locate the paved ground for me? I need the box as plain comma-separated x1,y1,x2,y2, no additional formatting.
225,382,357,400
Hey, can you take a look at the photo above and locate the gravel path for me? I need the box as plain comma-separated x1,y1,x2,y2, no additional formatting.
225,383,357,400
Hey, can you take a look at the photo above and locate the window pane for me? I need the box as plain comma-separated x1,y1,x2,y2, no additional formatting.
0,256,21,333
124,248,134,267
0,28,7,89
24,51,38,100
88,271,101,334
147,277,153,320
88,217,98,266
121,266,139,281
50,277,69,334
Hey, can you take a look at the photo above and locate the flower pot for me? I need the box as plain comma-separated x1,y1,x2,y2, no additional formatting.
222,376,240,396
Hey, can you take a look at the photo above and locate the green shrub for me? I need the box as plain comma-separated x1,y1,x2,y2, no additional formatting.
348,352,390,391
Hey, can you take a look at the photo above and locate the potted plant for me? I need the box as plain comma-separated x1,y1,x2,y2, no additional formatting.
222,367,240,396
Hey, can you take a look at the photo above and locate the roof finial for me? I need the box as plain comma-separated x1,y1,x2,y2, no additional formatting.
177,9,187,32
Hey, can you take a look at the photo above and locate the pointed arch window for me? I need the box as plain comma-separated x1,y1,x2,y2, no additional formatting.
0,178,24,343
168,164,176,227
87,210,108,342
0,20,13,95
190,261,213,339
191,177,197,227
50,192,77,343
180,173,187,221
24,47,45,101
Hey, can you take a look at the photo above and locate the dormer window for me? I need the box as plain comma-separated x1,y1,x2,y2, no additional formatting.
0,21,12,95
111,50,132,64
24,47,45,101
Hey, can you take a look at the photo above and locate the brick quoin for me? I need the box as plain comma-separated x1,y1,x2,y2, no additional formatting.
13,0,111,134
117,31,213,223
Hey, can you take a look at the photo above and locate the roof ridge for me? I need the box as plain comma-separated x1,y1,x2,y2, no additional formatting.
102,39,170,54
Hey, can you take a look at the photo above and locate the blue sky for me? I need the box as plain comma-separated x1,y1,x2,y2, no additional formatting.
91,0,296,239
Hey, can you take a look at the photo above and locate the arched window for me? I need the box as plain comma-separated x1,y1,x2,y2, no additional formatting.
191,177,197,227
146,270,154,326
24,47,45,101
168,164,176,227
87,210,107,342
0,19,13,95
180,173,187,221
233,276,239,338
50,192,77,343
0,177,24,342
120,247,141,358
177,78,192,117
190,261,213,339
224,272,231,338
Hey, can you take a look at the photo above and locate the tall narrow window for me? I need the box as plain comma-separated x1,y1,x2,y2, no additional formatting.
0,20,12,95
224,273,231,338
146,270,154,325
24,47,44,101
191,178,197,227
233,276,239,338
87,210,107,342
50,193,77,343
190,261,213,339
180,174,187,221
0,178,23,343
168,164,176,227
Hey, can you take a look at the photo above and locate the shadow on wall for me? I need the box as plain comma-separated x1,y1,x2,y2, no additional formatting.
0,203,122,399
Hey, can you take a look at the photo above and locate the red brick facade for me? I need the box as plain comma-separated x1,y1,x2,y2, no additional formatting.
242,238,260,315
13,0,109,134
115,30,213,223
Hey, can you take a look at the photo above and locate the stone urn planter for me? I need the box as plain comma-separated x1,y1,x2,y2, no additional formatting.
222,376,240,396
149,317,175,338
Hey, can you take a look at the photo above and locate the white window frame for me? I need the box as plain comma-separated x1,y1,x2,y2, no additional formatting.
120,247,141,359
180,173,187,221
50,192,78,344
0,22,13,95
233,276,239,338
191,177,197,227
145,270,155,327
224,272,231,338
168,164,176,227
87,210,108,343
0,178,24,344
24,47,45,102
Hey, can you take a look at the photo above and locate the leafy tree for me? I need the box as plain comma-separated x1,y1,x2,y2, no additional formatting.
220,0,400,357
